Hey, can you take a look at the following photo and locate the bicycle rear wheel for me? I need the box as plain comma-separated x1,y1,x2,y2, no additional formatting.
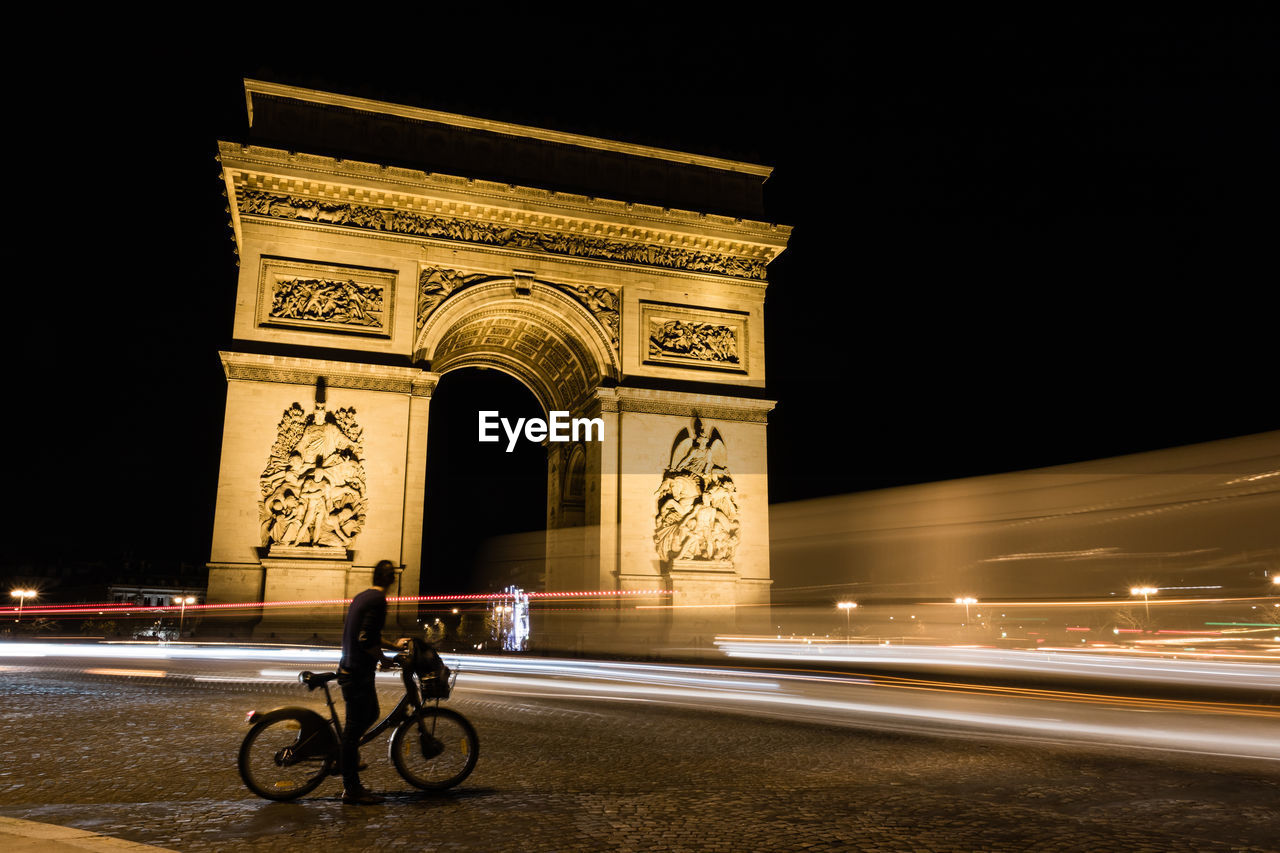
389,707,478,790
239,713,336,801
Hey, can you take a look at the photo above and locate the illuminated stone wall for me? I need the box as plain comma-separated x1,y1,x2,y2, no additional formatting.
207,81,790,639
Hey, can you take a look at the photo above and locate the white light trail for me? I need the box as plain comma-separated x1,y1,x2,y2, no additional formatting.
712,640,1280,690
7,642,1278,762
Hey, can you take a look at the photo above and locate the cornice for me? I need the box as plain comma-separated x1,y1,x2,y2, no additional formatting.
411,373,439,398
218,142,791,247
591,387,776,423
219,351,424,394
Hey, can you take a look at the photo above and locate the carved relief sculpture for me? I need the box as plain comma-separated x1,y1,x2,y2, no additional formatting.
260,388,367,549
654,417,740,563
417,267,493,329
242,190,768,281
270,277,384,328
649,320,739,365
558,283,620,351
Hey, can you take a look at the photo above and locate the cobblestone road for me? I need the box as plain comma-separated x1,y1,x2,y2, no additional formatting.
1,668,1277,852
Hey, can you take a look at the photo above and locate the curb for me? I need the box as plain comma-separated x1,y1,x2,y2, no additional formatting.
0,817,174,852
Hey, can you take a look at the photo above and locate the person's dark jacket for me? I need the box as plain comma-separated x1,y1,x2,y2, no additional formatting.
340,588,389,675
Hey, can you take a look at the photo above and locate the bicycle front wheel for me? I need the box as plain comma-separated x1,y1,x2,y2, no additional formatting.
390,707,478,790
239,713,336,801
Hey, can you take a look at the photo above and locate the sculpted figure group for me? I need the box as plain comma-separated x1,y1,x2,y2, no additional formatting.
654,417,740,563
260,400,367,549
270,277,384,328
558,283,620,350
649,320,739,364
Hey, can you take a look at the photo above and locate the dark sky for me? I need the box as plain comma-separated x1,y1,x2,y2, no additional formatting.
10,16,1276,569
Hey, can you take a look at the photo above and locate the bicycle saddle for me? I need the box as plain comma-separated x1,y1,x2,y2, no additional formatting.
298,670,338,690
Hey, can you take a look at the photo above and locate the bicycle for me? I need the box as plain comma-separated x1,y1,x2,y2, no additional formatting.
238,639,478,801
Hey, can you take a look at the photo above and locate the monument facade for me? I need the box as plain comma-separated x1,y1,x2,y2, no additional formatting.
206,80,791,640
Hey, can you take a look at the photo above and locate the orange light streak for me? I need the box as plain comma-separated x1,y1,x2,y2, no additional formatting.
924,596,1274,608
82,668,167,678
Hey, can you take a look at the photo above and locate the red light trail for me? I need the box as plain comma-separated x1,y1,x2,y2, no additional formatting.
2,588,670,618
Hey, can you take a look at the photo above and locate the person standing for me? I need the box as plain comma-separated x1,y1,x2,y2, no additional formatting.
337,559,398,805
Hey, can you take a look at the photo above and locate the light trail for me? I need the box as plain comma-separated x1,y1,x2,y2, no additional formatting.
0,641,342,663
921,595,1277,609
81,668,166,678
0,588,669,618
4,642,1278,762
712,639,1280,689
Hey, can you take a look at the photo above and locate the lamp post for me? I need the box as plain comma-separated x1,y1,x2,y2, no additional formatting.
837,601,857,644
955,597,977,626
10,589,36,622
176,596,196,638
1130,586,1157,620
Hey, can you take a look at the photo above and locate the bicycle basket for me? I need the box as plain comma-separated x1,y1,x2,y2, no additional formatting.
420,665,453,699
406,638,452,699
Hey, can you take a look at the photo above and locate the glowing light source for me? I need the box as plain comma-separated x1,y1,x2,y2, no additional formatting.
1130,586,1158,619
492,586,530,651
175,595,197,639
836,601,857,644
9,589,36,620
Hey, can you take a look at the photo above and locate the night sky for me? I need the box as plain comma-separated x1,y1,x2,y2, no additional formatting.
9,17,1275,576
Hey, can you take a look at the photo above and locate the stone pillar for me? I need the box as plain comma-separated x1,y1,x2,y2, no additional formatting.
591,388,621,594
397,372,437,630
206,353,426,639
609,388,775,648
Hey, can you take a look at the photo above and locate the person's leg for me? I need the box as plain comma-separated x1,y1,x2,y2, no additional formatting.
340,675,380,792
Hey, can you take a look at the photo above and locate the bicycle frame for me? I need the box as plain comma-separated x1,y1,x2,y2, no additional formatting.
317,662,444,749
239,653,473,800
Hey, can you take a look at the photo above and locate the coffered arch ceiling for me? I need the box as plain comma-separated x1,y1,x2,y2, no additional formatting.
416,280,618,414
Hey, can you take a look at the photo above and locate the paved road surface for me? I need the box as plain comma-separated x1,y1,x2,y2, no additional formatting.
1,656,1277,851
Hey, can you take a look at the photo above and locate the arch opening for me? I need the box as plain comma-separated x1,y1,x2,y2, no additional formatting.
416,279,617,414
421,367,547,607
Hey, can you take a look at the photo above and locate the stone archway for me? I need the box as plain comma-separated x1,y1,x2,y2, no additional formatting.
205,81,790,645
414,276,619,613
416,274,620,414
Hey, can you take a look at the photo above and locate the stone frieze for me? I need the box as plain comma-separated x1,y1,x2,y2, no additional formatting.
239,190,768,280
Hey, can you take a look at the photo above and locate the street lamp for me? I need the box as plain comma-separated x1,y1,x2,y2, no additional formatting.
10,589,36,621
955,597,977,625
175,596,196,638
1130,586,1158,620
837,601,857,644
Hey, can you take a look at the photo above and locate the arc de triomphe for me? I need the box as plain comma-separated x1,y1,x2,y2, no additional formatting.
206,80,791,641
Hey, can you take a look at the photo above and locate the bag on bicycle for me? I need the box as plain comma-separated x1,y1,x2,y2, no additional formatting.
404,637,452,698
